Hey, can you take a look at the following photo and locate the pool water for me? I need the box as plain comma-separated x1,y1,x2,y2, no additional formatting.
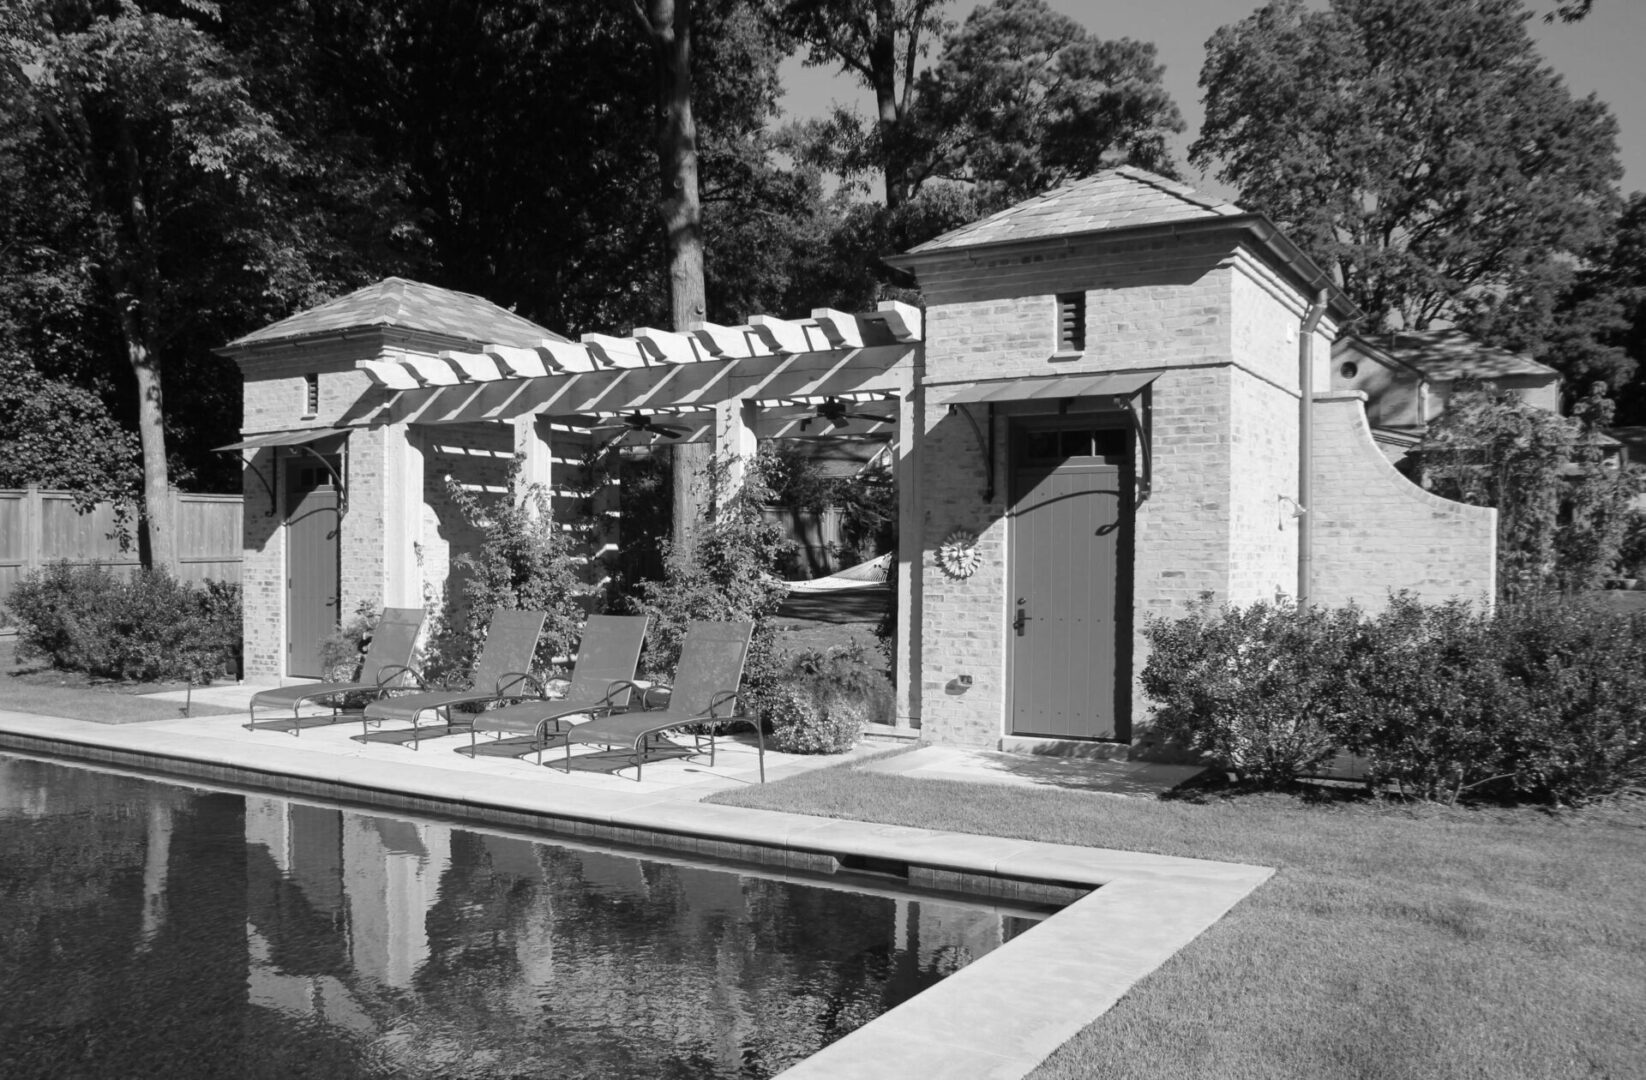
0,755,1046,1079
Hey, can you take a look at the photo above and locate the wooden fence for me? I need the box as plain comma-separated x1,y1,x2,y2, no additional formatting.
0,488,242,628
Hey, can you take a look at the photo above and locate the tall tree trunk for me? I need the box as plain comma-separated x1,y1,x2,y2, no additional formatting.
871,0,904,209
121,304,176,572
623,0,711,551
110,113,175,571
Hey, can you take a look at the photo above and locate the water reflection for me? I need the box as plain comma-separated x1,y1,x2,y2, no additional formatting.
0,756,1042,1079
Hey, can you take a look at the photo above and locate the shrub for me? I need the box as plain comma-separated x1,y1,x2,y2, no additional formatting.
1337,597,1529,804
633,452,793,704
1497,600,1646,805
9,562,241,683
422,463,582,686
1141,595,1361,787
7,561,121,671
763,644,889,754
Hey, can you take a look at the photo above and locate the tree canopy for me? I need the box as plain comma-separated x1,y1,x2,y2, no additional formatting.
1191,0,1622,336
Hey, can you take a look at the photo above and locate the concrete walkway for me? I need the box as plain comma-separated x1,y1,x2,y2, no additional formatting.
0,688,1270,1080
860,744,1204,796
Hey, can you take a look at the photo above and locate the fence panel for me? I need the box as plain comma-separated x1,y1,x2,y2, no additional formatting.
0,488,243,628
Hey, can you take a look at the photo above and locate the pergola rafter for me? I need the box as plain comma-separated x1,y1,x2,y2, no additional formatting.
343,302,922,435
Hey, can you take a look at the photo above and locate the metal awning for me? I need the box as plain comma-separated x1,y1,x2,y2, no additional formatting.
941,371,1158,503
939,370,1158,405
213,426,349,452
215,427,349,515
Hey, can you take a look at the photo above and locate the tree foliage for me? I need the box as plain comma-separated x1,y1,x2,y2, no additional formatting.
1417,381,1642,599
1192,0,1622,335
775,0,1182,208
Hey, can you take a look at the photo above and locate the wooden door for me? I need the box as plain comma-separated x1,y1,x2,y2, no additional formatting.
285,459,340,678
1007,423,1132,740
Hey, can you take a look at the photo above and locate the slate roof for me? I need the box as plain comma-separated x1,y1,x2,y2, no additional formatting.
224,278,568,350
905,167,1244,254
1381,328,1558,383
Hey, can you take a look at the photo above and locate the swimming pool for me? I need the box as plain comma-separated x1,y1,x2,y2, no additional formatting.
0,755,1049,1079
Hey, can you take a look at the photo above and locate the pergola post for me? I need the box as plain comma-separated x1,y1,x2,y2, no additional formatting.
712,398,758,508
894,368,924,730
383,424,425,609
512,414,555,512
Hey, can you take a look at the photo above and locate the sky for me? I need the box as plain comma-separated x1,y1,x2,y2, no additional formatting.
776,0,1646,198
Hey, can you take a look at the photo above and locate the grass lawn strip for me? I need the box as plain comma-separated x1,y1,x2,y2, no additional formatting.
0,683,237,722
711,762,1646,1080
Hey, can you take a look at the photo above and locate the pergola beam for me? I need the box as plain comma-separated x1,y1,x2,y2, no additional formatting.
341,344,914,428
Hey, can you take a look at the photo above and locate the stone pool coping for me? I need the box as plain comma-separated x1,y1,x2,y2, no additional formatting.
0,708,1272,1079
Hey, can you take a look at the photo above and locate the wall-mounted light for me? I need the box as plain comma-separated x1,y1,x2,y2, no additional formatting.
1277,494,1308,530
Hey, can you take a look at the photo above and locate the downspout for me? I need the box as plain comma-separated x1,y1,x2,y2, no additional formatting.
1298,289,1329,607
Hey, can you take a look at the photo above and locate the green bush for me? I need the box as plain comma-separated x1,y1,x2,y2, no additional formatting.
763,643,890,754
633,452,793,704
1142,593,1646,805
8,561,241,683
313,600,383,709
1141,596,1360,787
422,463,582,687
1497,600,1646,805
1338,597,1529,803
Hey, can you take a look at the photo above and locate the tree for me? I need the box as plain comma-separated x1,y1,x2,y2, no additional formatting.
1191,0,1622,335
1417,381,1642,599
1,2,361,566
774,0,1182,209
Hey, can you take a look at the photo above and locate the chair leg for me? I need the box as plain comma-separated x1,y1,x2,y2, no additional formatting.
755,721,765,784
291,704,303,737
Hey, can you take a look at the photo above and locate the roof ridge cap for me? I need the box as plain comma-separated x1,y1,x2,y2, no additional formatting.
1112,165,1237,213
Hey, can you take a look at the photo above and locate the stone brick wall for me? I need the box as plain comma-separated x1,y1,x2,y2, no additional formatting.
1310,391,1496,608
912,229,1367,751
240,448,284,679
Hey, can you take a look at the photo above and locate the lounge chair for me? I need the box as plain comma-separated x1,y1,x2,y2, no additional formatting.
361,609,546,749
560,620,763,782
467,614,651,763
246,607,425,735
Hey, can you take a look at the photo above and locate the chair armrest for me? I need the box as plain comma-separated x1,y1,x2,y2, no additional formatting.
706,689,742,720
495,670,540,698
639,682,672,710
374,664,423,691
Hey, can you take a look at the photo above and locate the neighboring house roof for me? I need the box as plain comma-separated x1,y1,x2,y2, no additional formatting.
1379,328,1557,383
223,277,568,351
906,166,1243,254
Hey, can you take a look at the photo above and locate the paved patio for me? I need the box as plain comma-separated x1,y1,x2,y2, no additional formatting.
0,684,1268,1080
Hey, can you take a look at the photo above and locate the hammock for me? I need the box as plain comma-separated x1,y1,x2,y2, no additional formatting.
775,552,892,594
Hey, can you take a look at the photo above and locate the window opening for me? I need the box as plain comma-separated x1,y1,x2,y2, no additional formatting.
1056,293,1086,352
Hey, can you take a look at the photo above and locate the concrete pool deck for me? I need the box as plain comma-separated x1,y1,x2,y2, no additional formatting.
0,697,1272,1080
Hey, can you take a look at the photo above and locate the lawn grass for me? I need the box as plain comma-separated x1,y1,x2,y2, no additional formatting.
0,638,236,722
710,762,1646,1079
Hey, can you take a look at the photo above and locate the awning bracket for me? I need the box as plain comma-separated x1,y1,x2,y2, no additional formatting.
948,402,996,502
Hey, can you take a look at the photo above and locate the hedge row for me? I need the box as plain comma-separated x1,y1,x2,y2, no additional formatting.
1142,594,1646,805
8,562,242,684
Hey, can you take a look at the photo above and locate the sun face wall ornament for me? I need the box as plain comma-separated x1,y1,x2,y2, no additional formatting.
937,527,981,579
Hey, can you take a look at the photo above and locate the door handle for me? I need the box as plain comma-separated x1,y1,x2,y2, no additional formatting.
1013,608,1031,636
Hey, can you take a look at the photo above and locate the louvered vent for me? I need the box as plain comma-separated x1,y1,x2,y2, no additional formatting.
1057,292,1085,352
304,373,319,416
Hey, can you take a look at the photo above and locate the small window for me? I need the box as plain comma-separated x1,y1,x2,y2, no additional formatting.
303,373,319,416
1339,361,1359,381
1056,292,1085,353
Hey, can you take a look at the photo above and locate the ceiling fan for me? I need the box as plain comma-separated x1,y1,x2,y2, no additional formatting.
562,411,689,439
794,397,893,431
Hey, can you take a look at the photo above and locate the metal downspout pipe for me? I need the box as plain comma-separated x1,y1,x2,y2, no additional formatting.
1298,289,1329,607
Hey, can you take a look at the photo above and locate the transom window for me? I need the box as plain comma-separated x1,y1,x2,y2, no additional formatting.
1021,426,1128,463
